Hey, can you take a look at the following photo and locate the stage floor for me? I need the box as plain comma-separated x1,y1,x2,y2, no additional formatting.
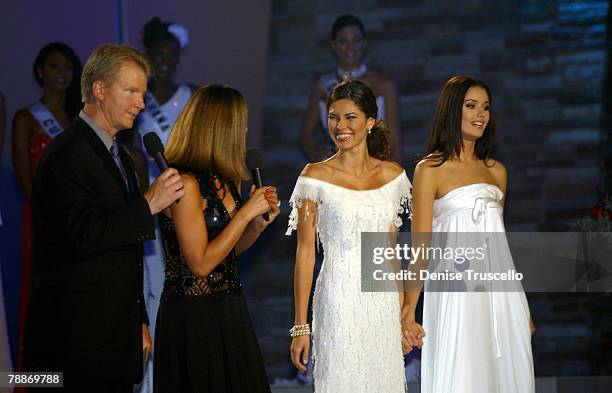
270,377,612,393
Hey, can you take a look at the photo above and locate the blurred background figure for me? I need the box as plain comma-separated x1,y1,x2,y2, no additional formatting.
133,16,197,393
10,42,82,374
299,14,402,164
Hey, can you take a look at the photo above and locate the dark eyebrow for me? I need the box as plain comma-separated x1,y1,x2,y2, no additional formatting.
464,99,490,104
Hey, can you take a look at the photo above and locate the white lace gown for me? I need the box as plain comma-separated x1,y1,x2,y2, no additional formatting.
422,183,535,393
286,172,411,393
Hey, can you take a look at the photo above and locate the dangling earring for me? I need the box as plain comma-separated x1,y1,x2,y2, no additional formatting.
367,128,372,135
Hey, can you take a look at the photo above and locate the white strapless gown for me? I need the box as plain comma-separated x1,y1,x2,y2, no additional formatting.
287,172,411,393
421,183,535,393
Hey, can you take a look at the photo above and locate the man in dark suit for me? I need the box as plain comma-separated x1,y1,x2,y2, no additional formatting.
24,44,184,392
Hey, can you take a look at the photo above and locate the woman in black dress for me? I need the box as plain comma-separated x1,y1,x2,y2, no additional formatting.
154,84,278,393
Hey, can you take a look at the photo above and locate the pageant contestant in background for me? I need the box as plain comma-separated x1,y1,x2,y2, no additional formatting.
403,76,535,393
299,14,402,163
154,84,277,393
137,16,196,146
135,16,197,393
10,42,82,372
287,80,411,392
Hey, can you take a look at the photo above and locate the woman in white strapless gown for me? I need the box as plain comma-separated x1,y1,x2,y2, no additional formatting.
403,76,535,393
288,80,410,392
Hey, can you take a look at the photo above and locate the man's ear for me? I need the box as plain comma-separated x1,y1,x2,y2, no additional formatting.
92,80,105,101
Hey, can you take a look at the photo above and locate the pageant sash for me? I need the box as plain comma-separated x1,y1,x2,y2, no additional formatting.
28,101,63,139
143,92,172,133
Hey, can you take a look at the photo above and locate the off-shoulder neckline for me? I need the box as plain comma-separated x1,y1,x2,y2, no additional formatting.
298,171,405,192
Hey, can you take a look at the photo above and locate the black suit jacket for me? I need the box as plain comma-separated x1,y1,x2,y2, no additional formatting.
24,116,155,383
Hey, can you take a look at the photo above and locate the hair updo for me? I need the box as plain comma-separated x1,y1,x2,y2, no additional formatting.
141,17,179,52
327,80,391,161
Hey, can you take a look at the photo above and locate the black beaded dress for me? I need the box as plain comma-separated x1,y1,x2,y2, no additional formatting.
153,171,270,393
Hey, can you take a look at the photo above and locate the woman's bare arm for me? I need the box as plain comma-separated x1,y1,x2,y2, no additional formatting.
171,174,272,277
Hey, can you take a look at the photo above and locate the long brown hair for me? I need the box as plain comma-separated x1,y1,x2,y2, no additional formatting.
327,80,392,161
165,84,249,180
426,75,496,165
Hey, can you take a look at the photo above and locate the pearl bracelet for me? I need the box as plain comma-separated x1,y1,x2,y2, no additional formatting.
289,323,311,338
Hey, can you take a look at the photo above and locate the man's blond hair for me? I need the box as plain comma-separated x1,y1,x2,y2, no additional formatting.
81,44,153,103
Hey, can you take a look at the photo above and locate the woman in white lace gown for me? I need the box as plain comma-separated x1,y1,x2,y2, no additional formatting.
287,80,410,392
403,76,535,393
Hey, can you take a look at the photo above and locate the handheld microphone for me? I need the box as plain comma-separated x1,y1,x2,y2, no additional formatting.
143,132,180,204
246,147,269,221
143,132,169,171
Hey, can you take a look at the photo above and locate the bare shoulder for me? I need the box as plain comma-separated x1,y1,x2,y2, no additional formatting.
300,162,332,180
13,108,35,125
380,160,405,179
487,159,507,186
487,158,507,175
180,173,200,194
12,108,37,137
415,155,446,184
415,155,444,173
175,173,206,210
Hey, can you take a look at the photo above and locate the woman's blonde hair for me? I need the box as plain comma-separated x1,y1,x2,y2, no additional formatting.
165,84,249,180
